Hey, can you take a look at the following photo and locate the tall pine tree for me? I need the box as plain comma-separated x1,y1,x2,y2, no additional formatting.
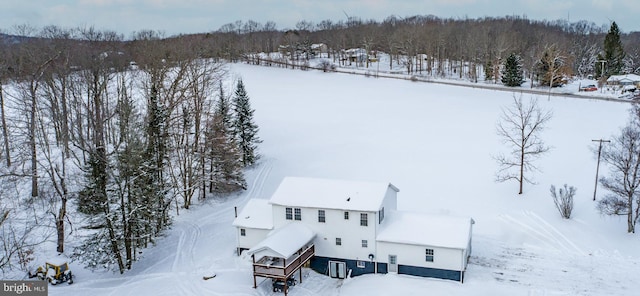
596,22,626,78
206,90,246,194
232,79,262,167
501,53,525,87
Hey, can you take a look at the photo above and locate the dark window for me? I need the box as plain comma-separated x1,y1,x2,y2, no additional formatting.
425,249,434,262
240,229,246,236
362,240,368,248
360,213,368,226
379,207,385,224
294,208,302,221
336,238,342,246
285,208,292,220
318,210,326,223
344,211,349,220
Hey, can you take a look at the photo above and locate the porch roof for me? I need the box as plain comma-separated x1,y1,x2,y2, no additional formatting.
247,223,315,259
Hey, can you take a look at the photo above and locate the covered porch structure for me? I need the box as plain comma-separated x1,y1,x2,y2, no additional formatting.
247,223,316,295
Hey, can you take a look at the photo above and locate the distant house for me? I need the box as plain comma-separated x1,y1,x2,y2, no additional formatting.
607,74,640,88
344,48,367,63
233,177,474,293
310,43,328,56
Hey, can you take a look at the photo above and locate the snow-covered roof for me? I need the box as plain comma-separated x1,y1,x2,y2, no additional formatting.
607,74,640,83
232,199,273,230
376,210,473,250
247,223,315,259
269,177,399,212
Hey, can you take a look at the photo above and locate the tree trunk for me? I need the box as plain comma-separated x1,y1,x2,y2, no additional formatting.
519,138,525,195
30,83,38,197
56,197,66,253
0,83,10,166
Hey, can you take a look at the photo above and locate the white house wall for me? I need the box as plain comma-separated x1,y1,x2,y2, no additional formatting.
272,204,377,260
377,241,465,272
382,187,398,212
237,227,270,251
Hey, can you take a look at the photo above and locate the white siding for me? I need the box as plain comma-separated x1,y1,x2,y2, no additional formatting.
377,241,465,272
381,186,398,212
272,205,376,260
236,227,270,251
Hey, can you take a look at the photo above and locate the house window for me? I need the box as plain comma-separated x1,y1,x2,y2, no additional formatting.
336,238,342,246
361,240,368,248
379,207,385,224
344,211,349,220
318,210,326,223
240,229,246,236
356,260,366,268
285,208,292,220
425,249,434,262
360,213,368,226
294,208,302,220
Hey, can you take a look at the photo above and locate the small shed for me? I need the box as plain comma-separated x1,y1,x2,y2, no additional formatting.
247,223,316,295
232,199,273,255
376,210,474,282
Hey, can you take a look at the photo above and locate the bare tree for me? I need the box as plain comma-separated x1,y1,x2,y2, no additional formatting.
598,105,640,233
495,95,552,194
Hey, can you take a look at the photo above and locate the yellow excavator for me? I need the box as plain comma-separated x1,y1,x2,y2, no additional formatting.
29,261,74,285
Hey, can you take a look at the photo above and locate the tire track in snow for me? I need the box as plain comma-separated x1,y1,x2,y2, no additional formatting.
171,220,201,272
498,211,582,255
524,211,584,255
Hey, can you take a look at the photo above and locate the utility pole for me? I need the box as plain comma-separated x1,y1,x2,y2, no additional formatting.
598,60,607,93
592,139,610,201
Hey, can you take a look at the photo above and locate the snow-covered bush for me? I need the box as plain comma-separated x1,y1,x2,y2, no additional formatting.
550,184,575,219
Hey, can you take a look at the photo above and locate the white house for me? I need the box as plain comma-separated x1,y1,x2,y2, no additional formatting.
607,74,640,87
233,177,474,288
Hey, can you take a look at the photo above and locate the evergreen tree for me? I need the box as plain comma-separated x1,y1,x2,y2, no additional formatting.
216,82,234,134
536,47,565,87
501,53,525,87
232,79,262,167
484,60,493,81
143,84,170,233
596,22,626,78
207,112,246,194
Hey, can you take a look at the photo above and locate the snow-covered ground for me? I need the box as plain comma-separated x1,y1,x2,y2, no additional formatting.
47,63,640,295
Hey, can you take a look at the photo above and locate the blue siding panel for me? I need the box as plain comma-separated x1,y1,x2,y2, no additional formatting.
310,256,376,277
376,262,388,274
398,265,462,281
310,257,462,282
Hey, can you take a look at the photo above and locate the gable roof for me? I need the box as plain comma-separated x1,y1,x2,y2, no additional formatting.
607,74,640,83
268,177,399,212
247,223,315,259
376,210,474,250
232,199,273,230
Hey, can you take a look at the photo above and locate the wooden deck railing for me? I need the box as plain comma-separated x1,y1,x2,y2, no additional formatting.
253,245,315,278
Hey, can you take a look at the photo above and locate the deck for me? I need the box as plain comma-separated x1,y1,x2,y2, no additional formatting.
252,244,315,279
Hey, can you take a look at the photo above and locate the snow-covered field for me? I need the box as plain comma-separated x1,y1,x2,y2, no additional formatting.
48,63,640,296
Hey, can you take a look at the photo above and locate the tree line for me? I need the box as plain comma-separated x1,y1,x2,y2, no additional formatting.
182,15,640,80
0,26,260,274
